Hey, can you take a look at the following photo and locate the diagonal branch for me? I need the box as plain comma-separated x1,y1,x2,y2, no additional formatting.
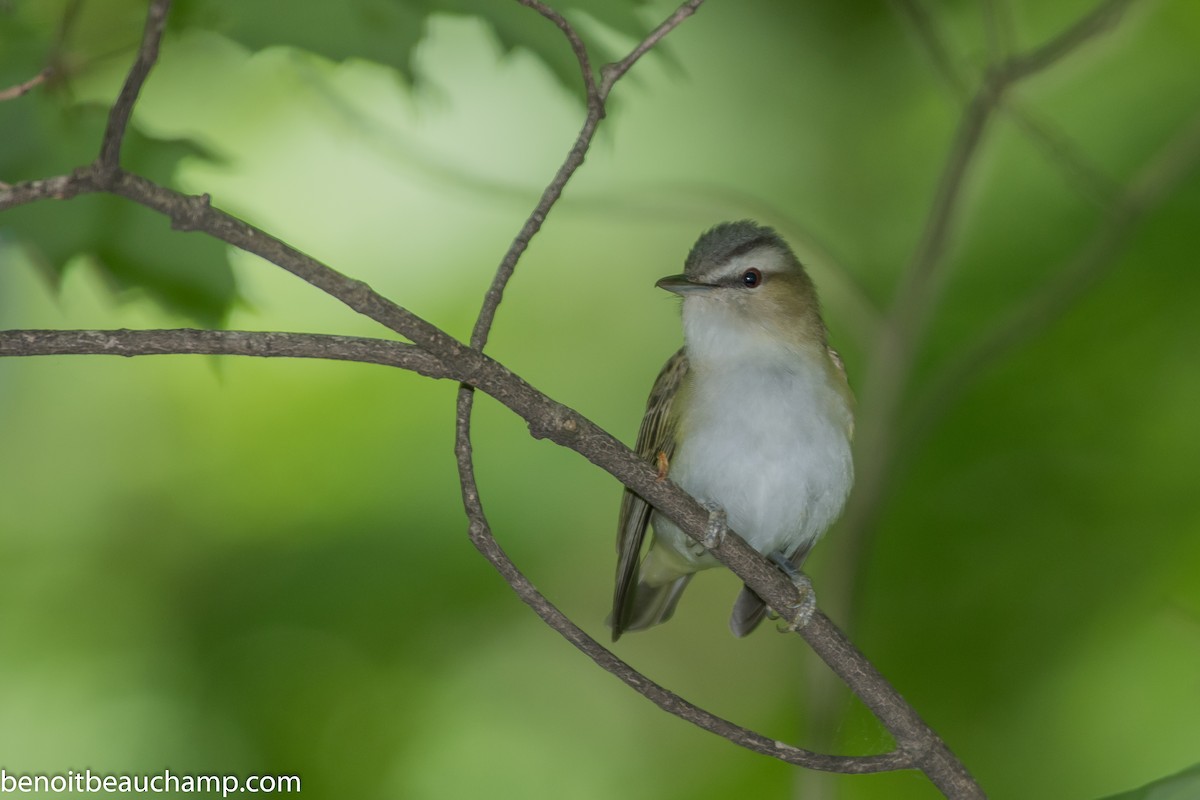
515,0,599,103
0,67,56,103
98,0,171,170
0,323,928,780
844,0,1149,579
599,0,704,98
906,106,1200,447
469,0,703,351
892,0,1126,205
1005,0,1136,83
1,0,984,794
453,376,908,776
446,0,980,795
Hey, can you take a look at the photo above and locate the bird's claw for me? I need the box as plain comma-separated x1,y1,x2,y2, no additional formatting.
701,502,727,549
774,573,816,632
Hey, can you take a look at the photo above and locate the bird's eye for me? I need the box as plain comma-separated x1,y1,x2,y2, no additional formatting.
741,268,762,288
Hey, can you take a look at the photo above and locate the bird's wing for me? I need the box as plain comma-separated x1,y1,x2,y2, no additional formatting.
611,348,688,639
826,344,855,440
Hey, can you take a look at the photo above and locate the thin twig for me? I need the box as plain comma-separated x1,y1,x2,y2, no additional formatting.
0,315,955,782
0,324,907,776
469,0,703,352
515,0,598,102
0,67,55,102
1004,0,1136,82
49,0,86,66
0,329,453,378
907,106,1200,446
0,0,991,792
453,387,907,776
981,0,1014,65
598,0,704,98
449,0,980,794
0,160,976,781
0,0,82,103
97,0,171,170
891,0,968,96
1001,97,1120,206
843,0,1147,583
892,0,1123,205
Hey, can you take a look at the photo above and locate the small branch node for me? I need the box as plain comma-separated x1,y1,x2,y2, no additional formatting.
526,406,579,441
172,193,212,231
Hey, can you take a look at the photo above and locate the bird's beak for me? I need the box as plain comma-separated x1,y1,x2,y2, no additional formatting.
656,274,717,295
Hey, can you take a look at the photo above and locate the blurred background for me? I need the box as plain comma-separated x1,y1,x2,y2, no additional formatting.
2,0,1200,798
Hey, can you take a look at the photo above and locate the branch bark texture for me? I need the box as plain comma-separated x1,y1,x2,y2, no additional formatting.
6,0,1188,797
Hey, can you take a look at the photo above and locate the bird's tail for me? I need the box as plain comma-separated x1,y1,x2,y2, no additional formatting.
728,584,769,637
613,574,694,636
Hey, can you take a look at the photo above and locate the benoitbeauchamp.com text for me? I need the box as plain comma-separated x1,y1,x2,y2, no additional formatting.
0,769,300,796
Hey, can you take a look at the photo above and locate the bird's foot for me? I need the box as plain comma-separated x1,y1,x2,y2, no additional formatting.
701,502,727,549
767,552,816,633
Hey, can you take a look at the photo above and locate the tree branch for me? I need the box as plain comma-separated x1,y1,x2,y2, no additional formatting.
469,0,702,351
0,67,55,103
0,329,452,377
0,322,914,775
1004,0,1136,83
0,0,991,794
97,0,171,170
843,0,1150,587
892,0,1124,205
598,0,704,98
454,370,910,776
446,0,981,795
906,105,1200,446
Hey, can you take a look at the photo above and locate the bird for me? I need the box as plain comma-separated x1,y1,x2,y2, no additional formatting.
610,220,854,639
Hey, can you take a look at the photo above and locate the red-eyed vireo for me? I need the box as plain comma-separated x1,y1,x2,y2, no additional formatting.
611,221,855,639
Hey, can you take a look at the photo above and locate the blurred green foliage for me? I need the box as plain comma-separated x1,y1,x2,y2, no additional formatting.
2,1,1200,799
1101,764,1200,800
0,1,237,324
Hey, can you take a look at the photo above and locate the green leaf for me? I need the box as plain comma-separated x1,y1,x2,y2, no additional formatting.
169,0,428,82
1099,764,1200,800
0,101,236,326
169,0,657,96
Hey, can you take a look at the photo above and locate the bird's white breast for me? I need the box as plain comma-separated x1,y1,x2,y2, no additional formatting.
655,309,854,567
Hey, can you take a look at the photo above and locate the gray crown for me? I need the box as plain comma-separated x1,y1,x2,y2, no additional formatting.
684,220,793,277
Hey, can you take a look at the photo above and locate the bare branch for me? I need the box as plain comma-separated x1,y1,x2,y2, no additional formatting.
892,0,1140,313
445,0,981,792
97,0,171,170
515,0,598,101
893,0,1122,206
470,0,704,351
0,0,983,792
1004,0,1137,83
981,0,1014,65
0,0,83,104
1001,97,1120,206
0,329,453,378
0,323,954,781
598,0,704,98
454,389,908,776
891,0,968,96
908,106,1200,446
845,0,1150,574
0,67,55,103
